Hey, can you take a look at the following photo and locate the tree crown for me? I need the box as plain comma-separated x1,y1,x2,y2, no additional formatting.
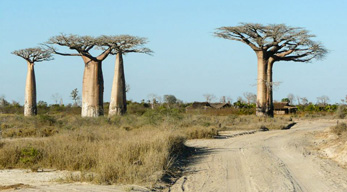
215,23,327,62
45,34,112,61
12,47,53,63
96,35,153,55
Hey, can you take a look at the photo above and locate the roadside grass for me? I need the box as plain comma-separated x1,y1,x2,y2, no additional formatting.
0,112,294,186
217,115,293,131
331,122,347,137
0,113,218,186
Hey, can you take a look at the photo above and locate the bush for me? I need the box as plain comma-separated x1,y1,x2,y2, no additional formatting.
331,122,347,136
185,126,218,139
335,105,347,119
0,113,220,185
38,114,56,126
20,146,42,165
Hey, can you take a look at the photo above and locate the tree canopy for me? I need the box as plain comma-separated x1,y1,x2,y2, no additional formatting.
46,34,153,60
45,34,111,61
12,47,53,63
97,35,153,55
215,23,327,62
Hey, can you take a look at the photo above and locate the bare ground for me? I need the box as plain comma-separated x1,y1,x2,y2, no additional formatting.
169,119,347,192
0,119,346,192
0,169,149,192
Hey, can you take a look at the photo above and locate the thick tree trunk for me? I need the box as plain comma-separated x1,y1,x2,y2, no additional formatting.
81,57,104,117
24,62,37,116
109,53,127,117
256,52,268,117
266,61,274,117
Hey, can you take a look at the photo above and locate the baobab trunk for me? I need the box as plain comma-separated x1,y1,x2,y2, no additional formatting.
81,57,104,117
24,62,37,116
256,52,268,117
266,60,274,117
109,53,127,116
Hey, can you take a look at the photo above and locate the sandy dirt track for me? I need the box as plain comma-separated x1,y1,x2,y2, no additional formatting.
169,120,347,192
0,169,149,192
0,120,346,191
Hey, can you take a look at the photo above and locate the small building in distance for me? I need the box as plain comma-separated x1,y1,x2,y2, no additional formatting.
186,102,211,111
186,102,232,111
210,103,232,109
274,102,298,115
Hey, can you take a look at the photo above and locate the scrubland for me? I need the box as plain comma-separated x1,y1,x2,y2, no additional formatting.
0,106,295,187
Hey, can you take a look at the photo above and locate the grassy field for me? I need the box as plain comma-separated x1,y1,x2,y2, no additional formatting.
0,106,340,187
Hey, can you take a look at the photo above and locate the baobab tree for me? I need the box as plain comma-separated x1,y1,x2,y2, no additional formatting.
215,23,327,117
97,35,152,117
46,34,113,117
12,47,53,116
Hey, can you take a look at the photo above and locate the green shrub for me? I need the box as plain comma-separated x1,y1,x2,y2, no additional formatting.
38,114,56,126
20,146,42,165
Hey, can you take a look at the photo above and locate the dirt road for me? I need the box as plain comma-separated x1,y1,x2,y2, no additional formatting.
169,120,347,192
1,120,346,191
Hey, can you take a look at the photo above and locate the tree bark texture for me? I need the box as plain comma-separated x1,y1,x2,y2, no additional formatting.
24,62,37,116
256,52,268,117
109,53,127,116
266,60,274,117
81,57,104,117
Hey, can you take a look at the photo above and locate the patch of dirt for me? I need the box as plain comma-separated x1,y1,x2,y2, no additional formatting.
314,121,347,168
0,169,149,192
169,119,347,191
0,183,32,191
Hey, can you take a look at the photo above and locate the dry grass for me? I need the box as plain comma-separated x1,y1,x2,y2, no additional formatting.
217,115,293,131
0,112,293,186
331,122,347,137
0,127,187,185
0,113,219,186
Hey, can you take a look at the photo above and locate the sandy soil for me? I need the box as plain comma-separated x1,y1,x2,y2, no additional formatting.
0,169,149,191
169,119,347,192
1,119,346,192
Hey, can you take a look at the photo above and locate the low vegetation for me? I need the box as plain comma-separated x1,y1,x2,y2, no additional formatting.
1,100,345,186
0,104,294,186
331,122,347,137
0,109,219,186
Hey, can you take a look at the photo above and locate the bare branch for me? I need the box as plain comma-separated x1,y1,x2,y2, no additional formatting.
124,48,154,55
215,26,261,51
215,23,327,63
95,35,153,55
46,34,113,61
12,47,53,63
96,47,112,61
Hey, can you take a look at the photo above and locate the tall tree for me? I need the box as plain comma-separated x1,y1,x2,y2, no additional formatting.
317,95,330,106
215,23,327,117
243,92,257,104
97,35,152,117
287,93,295,105
70,88,80,106
203,94,216,103
46,34,113,117
12,47,53,116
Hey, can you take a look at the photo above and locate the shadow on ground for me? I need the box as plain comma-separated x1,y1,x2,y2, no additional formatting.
156,145,215,191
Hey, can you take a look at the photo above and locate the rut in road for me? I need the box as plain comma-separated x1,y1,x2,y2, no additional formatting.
169,120,347,192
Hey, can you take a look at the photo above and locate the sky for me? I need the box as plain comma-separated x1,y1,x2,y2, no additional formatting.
0,0,346,104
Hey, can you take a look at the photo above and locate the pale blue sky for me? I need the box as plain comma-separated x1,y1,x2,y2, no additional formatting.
0,0,346,104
